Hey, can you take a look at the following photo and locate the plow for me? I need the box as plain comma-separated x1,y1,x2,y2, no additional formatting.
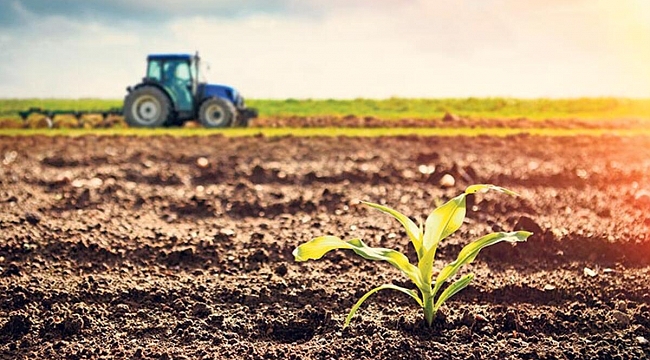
18,107,123,128
18,52,257,129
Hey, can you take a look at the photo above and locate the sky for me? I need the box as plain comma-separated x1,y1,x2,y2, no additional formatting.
0,0,649,99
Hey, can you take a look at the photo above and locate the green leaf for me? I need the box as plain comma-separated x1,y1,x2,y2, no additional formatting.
465,184,519,196
422,193,467,251
293,235,354,261
433,273,474,310
362,201,423,254
418,184,520,284
344,284,423,328
293,236,424,288
419,193,467,283
432,231,531,296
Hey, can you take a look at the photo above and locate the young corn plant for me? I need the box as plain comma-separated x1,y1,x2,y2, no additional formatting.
293,184,531,327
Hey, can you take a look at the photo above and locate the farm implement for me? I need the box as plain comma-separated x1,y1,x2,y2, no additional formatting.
18,107,123,128
18,52,257,128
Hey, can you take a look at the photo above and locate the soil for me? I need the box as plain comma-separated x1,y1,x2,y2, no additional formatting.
252,115,650,130
0,133,649,359
3,114,650,130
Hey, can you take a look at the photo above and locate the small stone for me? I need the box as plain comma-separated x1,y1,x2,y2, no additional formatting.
24,212,41,225
637,336,648,345
583,267,597,277
3,151,18,165
439,174,455,188
71,179,84,188
615,300,627,312
88,177,103,188
543,284,556,291
220,229,235,237
610,310,630,327
418,164,435,175
196,157,210,169
603,268,615,274
575,169,588,179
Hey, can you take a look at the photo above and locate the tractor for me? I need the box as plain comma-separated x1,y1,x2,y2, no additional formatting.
124,53,257,128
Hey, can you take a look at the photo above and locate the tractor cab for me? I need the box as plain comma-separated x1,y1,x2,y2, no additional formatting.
123,52,257,128
144,54,197,114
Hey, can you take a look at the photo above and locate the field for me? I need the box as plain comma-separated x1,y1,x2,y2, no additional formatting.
2,98,650,123
1,117,649,359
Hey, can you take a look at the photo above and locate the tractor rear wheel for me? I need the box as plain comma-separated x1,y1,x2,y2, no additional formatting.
198,98,236,128
124,86,173,127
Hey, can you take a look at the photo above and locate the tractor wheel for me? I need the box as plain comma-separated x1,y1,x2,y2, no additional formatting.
124,86,173,128
198,98,236,128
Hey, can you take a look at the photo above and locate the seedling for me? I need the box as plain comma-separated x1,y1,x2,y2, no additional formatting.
293,184,531,327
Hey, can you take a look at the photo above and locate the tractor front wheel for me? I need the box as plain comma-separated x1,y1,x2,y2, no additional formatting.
124,86,173,127
198,98,236,128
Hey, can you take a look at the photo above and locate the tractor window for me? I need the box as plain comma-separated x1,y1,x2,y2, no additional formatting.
147,60,162,81
175,62,191,81
163,61,191,82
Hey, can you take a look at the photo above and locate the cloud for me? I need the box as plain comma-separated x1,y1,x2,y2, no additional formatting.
0,0,649,98
0,0,299,29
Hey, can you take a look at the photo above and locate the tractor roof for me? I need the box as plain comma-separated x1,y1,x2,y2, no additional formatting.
147,54,194,62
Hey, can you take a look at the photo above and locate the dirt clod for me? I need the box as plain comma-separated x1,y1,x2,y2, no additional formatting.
1,314,32,339
2,263,21,277
24,212,42,225
442,112,460,122
62,314,84,336
610,310,630,328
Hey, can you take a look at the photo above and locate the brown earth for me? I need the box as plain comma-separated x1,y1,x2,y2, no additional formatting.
0,134,649,359
2,114,650,130
252,115,650,130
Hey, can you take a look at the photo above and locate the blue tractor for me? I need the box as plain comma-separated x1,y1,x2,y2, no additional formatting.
124,53,257,128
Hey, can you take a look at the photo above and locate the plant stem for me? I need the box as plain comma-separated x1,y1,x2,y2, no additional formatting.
423,290,436,326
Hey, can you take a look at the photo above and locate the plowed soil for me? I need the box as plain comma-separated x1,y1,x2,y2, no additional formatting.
4,114,650,130
1,134,649,359
252,115,650,130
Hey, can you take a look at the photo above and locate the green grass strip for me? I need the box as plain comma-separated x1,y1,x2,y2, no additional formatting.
2,97,650,120
1,127,650,138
